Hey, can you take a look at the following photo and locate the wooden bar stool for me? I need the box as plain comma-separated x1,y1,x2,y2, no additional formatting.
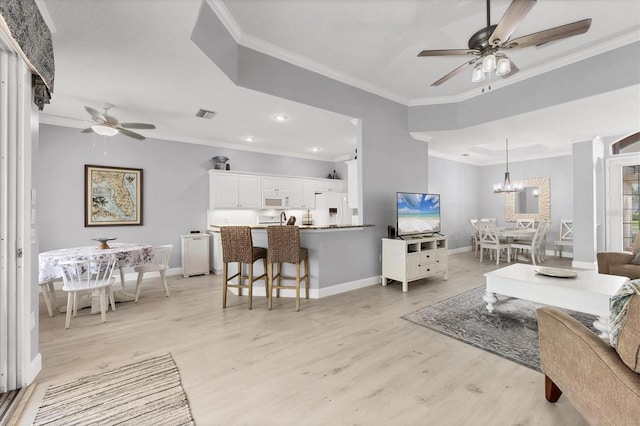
221,226,267,310
266,226,309,312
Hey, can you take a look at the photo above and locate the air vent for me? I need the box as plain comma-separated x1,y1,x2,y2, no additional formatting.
195,109,216,119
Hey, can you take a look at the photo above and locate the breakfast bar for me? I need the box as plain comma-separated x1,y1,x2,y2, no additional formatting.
209,224,377,298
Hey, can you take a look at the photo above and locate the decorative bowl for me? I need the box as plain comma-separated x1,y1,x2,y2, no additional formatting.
92,237,117,249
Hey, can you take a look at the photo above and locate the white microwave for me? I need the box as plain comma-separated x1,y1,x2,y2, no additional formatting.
262,192,290,209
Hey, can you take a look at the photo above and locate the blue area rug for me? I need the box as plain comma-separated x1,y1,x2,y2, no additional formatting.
403,286,598,371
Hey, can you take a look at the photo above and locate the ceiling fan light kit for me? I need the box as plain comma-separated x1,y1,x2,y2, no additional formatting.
82,104,156,140
418,0,592,87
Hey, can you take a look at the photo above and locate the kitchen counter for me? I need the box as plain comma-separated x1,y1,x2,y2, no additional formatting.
209,224,373,232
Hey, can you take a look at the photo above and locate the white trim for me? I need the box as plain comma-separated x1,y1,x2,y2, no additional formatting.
226,275,380,299
604,153,639,251
22,353,41,386
206,1,639,107
449,246,472,255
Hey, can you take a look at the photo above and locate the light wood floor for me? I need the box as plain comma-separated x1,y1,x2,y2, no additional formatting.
19,251,587,425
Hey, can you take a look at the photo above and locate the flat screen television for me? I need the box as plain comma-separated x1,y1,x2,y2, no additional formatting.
396,192,441,238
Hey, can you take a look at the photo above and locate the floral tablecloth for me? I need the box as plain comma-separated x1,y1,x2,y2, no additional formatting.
39,243,154,282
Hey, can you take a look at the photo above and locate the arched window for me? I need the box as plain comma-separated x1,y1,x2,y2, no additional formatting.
612,131,640,155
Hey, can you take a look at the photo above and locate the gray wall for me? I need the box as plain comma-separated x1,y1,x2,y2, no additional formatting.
38,124,337,268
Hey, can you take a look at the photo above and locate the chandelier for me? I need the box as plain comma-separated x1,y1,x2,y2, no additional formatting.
494,139,522,194
472,51,511,83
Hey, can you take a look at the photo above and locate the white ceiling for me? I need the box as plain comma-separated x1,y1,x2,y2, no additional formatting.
37,0,640,165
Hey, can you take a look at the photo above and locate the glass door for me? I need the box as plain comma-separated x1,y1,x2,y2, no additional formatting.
622,165,639,251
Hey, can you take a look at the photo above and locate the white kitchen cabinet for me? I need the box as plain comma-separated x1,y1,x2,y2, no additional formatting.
262,176,290,193
209,171,260,209
381,235,448,293
290,178,316,209
181,234,211,277
314,178,344,193
346,159,358,208
210,231,223,275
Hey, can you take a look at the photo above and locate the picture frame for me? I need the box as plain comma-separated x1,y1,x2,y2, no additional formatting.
85,164,143,227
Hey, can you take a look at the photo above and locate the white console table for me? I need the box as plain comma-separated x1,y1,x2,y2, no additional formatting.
381,235,448,292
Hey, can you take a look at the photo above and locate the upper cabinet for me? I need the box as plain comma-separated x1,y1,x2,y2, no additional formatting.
262,176,290,192
209,170,345,210
209,171,261,209
290,178,317,209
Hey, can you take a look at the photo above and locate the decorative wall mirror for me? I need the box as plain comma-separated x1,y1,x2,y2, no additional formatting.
505,177,551,221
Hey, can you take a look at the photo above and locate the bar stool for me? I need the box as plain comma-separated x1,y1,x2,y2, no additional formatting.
266,226,309,312
221,226,267,310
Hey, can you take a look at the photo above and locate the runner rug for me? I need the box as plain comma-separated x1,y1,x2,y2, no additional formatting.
402,286,598,372
33,353,194,426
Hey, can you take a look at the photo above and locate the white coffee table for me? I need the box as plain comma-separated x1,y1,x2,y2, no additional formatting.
483,263,628,338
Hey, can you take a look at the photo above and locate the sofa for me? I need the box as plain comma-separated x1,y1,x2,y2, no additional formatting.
537,302,640,425
597,233,640,280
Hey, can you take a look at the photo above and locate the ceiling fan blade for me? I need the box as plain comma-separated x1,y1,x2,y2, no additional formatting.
120,122,156,129
503,19,592,49
84,106,106,122
431,58,480,87
118,128,146,140
81,127,94,134
489,0,537,46
103,114,119,125
418,49,479,57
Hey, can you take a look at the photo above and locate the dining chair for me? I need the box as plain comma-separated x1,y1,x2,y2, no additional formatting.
221,226,267,309
38,280,58,317
511,221,550,265
536,220,552,262
470,219,480,257
478,221,511,265
266,226,309,312
554,219,574,258
516,219,536,229
59,257,117,329
134,245,173,302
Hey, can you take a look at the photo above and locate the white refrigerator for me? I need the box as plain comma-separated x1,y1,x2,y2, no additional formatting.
313,192,351,226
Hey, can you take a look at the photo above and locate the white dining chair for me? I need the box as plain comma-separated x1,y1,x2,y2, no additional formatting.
470,219,480,257
478,221,511,265
38,280,58,317
511,220,551,265
516,219,536,229
59,257,117,329
134,245,173,302
554,219,573,258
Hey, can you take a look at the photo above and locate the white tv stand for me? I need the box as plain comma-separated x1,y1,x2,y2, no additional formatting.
381,235,448,292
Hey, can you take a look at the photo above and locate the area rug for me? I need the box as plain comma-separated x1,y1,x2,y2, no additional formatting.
33,353,194,426
403,286,598,372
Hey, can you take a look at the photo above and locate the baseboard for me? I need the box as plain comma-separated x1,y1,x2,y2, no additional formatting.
226,275,381,299
449,246,472,255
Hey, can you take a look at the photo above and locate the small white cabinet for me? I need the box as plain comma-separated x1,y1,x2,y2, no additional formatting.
381,235,448,292
181,234,211,277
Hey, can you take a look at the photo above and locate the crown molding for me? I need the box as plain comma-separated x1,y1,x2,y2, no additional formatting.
207,1,640,108
410,31,640,106
39,118,342,163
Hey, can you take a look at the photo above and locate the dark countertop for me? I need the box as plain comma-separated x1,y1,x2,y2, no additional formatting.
209,224,374,232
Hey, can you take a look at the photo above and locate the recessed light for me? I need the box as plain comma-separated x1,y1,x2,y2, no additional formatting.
311,147,320,153
244,136,255,142
274,114,288,122
461,153,470,156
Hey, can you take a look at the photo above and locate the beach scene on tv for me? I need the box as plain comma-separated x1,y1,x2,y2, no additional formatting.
397,193,440,236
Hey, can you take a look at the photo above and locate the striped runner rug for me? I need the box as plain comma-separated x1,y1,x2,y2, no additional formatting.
33,353,194,425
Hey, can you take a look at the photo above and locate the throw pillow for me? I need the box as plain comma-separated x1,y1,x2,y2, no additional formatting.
616,294,640,373
631,253,640,265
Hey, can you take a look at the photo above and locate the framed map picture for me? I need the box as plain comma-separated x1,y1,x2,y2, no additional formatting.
85,165,143,226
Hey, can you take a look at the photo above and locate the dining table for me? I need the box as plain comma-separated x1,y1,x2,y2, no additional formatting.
39,243,155,314
497,227,536,241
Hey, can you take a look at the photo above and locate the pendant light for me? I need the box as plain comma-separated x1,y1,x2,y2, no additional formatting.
493,139,523,194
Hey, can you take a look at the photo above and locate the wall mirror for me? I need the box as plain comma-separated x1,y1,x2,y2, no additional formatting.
505,177,551,221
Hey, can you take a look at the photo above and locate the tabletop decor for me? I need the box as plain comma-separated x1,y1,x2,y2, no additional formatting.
91,237,117,249
33,353,194,426
403,286,597,371
85,164,143,227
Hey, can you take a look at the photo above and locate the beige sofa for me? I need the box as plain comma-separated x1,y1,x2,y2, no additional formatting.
537,304,640,425
597,233,640,280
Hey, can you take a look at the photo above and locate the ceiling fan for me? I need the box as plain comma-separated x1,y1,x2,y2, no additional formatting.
81,103,156,140
418,0,592,86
